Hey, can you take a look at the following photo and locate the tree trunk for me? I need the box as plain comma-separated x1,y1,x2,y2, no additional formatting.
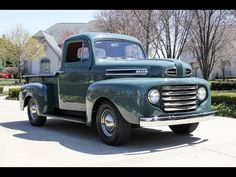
222,68,225,81
18,59,22,83
18,62,22,83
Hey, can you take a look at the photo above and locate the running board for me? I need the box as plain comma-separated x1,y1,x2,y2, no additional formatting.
46,114,87,124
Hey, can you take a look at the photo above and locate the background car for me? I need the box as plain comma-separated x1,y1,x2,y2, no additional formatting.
0,72,13,78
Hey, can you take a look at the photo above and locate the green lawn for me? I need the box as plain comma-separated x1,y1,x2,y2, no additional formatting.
0,78,22,86
0,91,8,97
211,90,236,96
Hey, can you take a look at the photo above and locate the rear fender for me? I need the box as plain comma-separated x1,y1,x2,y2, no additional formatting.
20,83,54,115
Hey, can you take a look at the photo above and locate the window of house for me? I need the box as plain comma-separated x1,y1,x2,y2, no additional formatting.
66,41,90,62
24,60,28,75
40,59,50,73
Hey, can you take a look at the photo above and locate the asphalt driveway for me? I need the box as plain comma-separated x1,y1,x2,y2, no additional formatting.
0,98,236,167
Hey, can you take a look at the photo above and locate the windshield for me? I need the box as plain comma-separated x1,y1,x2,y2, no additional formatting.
94,40,146,61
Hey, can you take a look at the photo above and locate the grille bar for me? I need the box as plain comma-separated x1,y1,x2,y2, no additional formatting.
162,85,198,91
162,85,198,112
162,90,197,96
163,100,197,107
162,95,197,101
165,67,177,76
164,105,198,112
186,68,192,76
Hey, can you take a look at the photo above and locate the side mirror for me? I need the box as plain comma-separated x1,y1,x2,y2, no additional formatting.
55,71,65,76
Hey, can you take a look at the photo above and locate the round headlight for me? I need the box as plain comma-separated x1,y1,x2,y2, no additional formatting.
148,89,160,104
198,87,207,101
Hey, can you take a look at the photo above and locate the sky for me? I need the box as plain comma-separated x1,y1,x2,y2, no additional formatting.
0,10,98,36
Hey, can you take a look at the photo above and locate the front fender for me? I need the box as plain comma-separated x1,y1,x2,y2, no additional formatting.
20,83,54,115
86,77,212,126
86,79,145,125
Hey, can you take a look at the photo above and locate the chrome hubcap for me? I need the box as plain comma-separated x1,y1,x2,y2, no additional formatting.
101,109,116,137
30,100,38,120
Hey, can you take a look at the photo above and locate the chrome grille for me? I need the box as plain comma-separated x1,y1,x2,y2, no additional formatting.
165,67,177,76
186,68,192,76
162,85,198,112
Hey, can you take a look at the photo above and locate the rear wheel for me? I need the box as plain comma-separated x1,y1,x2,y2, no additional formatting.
27,98,47,126
96,100,131,146
169,123,199,135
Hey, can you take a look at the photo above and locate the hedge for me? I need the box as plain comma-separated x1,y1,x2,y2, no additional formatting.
211,91,236,105
211,81,236,90
8,88,21,100
211,91,236,118
212,103,236,118
0,86,3,94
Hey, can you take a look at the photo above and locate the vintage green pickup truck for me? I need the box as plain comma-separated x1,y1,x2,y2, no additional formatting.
20,32,215,145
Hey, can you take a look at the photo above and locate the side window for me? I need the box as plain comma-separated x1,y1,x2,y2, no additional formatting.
66,41,90,62
81,43,90,60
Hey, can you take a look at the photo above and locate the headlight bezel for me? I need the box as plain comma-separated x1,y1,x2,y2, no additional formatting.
147,89,160,105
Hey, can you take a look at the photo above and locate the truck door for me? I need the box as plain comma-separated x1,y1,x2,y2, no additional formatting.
58,39,92,111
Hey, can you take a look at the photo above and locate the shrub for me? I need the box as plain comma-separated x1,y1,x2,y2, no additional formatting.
211,91,236,105
211,91,236,118
8,88,21,100
0,86,3,94
212,103,236,118
211,81,236,90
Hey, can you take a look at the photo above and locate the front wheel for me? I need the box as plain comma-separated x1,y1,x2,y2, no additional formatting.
169,123,199,135
27,98,47,126
96,100,131,146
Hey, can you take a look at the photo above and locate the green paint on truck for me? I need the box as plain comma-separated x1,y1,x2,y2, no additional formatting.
19,32,215,146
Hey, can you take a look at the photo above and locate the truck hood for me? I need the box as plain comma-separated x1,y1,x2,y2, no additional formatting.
95,59,192,78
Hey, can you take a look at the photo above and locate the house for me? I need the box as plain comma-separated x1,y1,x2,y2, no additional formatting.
180,27,236,80
25,21,97,75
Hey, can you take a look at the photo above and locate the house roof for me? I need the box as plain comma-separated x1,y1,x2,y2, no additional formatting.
34,30,62,58
33,21,98,59
43,21,97,43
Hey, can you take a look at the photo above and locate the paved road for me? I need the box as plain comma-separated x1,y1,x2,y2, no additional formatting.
0,98,236,167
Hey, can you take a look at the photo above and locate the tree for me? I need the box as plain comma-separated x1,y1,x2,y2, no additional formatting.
58,30,77,48
153,10,193,59
189,10,233,80
216,35,235,81
94,10,134,35
6,25,45,83
94,10,157,57
132,10,158,56
229,10,236,17
0,37,18,67
94,10,192,58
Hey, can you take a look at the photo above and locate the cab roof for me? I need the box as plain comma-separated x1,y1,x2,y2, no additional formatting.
64,32,141,44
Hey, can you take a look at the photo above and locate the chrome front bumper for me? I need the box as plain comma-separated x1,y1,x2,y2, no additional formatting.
140,111,216,127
